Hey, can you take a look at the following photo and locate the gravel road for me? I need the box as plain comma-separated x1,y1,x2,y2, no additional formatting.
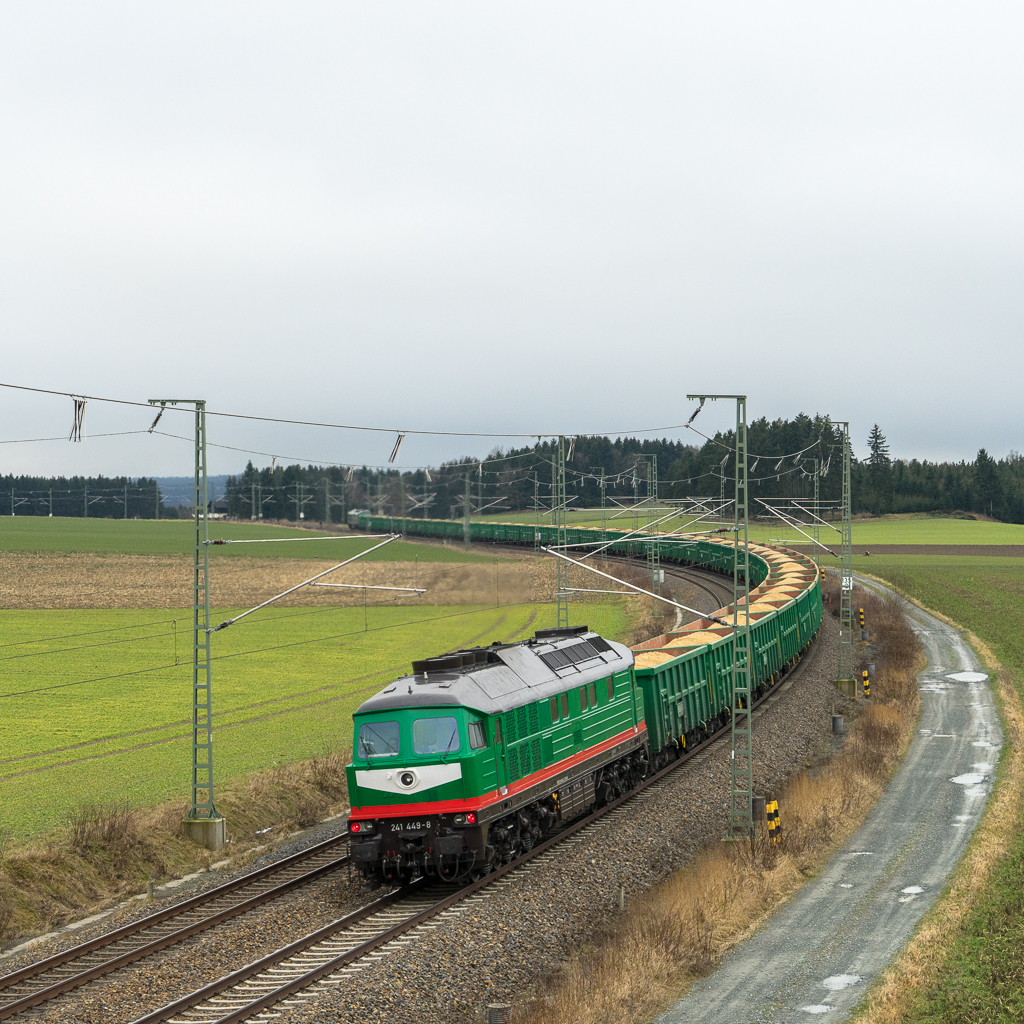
655,575,1002,1023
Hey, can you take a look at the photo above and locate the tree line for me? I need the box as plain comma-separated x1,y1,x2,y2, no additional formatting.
6,418,1022,523
220,417,1024,525
0,475,171,518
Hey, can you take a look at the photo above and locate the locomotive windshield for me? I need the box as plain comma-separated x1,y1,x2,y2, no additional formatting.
358,720,400,758
413,716,460,755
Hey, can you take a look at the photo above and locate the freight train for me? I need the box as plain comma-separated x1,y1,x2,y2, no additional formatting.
345,516,822,889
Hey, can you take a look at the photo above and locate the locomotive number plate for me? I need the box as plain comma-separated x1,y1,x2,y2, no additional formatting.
390,819,433,833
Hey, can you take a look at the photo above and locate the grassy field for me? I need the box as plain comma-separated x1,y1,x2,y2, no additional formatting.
849,555,1024,1022
765,517,1024,547
0,516,500,562
486,509,1024,546
0,600,627,839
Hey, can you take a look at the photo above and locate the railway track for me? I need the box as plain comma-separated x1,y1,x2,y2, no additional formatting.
601,553,737,615
129,638,809,1024
0,832,350,1021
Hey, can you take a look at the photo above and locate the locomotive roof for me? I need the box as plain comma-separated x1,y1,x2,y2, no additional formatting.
355,627,634,717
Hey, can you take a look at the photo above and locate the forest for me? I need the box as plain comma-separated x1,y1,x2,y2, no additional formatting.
5,416,1022,523
218,415,1024,525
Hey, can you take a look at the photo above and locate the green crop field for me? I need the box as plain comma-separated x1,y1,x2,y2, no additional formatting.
0,516,500,562
765,516,1024,547
484,509,1024,547
851,555,1024,1021
0,600,627,839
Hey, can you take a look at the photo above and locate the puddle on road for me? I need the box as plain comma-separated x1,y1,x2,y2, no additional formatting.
848,851,874,857
951,773,986,786
947,671,989,683
839,883,853,888
973,741,996,749
822,975,862,990
801,1006,833,1014
901,886,925,895
973,763,995,772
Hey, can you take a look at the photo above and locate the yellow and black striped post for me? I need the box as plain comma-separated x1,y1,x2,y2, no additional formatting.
862,669,870,698
766,800,781,843
819,567,826,584
857,607,865,629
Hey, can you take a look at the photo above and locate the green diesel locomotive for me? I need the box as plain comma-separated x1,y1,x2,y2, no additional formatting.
346,626,648,887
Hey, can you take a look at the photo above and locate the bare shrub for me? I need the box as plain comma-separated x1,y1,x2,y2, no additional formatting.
0,899,13,942
309,748,349,801
65,800,143,871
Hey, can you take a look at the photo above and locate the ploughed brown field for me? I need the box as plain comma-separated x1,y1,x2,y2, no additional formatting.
0,552,554,610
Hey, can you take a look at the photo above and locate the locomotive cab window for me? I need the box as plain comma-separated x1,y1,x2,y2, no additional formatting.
607,677,614,700
468,720,487,749
580,686,588,710
413,716,460,756
358,720,400,758
589,682,597,707
550,696,559,721
560,693,569,718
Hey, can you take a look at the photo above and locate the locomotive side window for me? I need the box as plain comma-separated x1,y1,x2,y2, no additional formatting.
607,677,614,700
550,696,559,721
358,721,400,758
580,686,588,710
560,693,569,718
468,720,487,749
589,682,597,707
413,716,460,755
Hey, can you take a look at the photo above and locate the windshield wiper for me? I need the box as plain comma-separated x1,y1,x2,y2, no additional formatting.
439,727,459,764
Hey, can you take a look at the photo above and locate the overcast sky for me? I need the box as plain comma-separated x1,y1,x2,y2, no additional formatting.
2,2,1022,479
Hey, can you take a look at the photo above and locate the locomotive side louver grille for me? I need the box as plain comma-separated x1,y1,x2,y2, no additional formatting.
531,737,542,769
505,711,517,744
517,706,529,738
509,748,521,780
528,704,539,733
521,744,532,776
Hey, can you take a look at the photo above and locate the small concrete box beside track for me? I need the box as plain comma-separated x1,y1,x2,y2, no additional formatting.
184,815,226,851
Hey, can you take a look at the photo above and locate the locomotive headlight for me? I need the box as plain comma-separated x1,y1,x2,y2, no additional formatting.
398,770,418,789
454,814,466,825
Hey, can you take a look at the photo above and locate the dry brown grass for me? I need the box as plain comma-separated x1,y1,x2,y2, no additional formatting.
0,747,351,947
0,551,550,609
515,589,922,1024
